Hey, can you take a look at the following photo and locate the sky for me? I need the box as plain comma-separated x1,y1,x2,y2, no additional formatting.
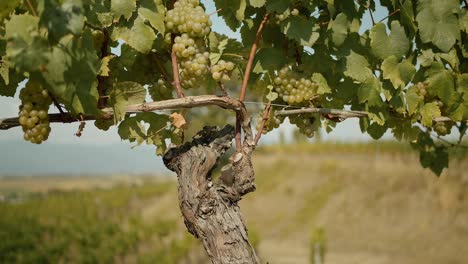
0,1,458,176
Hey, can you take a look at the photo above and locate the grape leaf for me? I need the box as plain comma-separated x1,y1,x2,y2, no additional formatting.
112,17,156,54
370,21,409,60
6,36,49,73
138,7,165,35
425,63,455,105
367,122,387,139
381,56,415,88
41,31,100,115
4,14,39,43
98,55,113,77
266,0,291,13
458,73,468,101
118,112,180,155
420,102,441,127
111,0,136,21
253,47,288,73
418,49,434,67
311,73,331,94
249,0,266,8
331,13,349,47
0,0,20,19
412,133,448,176
0,61,24,97
280,16,320,47
358,77,383,107
214,0,247,31
399,0,417,36
343,51,373,82
109,81,147,122
416,0,460,52
405,85,424,115
37,0,85,43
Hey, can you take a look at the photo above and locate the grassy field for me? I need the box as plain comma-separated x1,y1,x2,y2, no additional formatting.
1,142,467,263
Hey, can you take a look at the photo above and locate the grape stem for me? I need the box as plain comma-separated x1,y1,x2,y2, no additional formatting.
75,114,86,137
208,8,222,16
171,34,185,98
217,81,228,96
254,102,272,146
236,13,269,151
378,9,400,23
26,0,38,16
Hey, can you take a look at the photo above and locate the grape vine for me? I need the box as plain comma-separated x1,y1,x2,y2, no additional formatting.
0,0,466,176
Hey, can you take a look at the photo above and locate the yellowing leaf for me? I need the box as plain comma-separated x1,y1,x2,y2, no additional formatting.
111,0,136,21
170,113,188,129
98,55,114,77
420,102,441,127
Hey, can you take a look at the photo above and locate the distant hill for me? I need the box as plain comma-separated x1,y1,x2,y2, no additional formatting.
0,141,168,176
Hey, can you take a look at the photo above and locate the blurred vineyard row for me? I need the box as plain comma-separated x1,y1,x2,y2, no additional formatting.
0,179,202,263
1,142,467,263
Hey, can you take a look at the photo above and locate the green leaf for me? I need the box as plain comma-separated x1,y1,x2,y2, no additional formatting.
109,81,147,122
280,16,320,47
118,112,179,155
405,85,424,115
358,77,383,107
399,0,417,36
111,16,156,54
311,73,331,94
37,0,85,43
138,7,165,35
370,21,409,59
381,56,415,88
214,0,247,31
111,0,136,21
266,0,291,13
0,61,24,97
343,51,373,82
425,63,455,105
4,14,39,44
412,133,448,176
41,31,100,115
367,123,387,139
249,0,266,8
390,119,420,142
458,73,468,101
420,102,441,127
416,0,460,52
253,47,288,73
6,36,49,73
330,13,349,47
0,0,20,19
418,49,434,67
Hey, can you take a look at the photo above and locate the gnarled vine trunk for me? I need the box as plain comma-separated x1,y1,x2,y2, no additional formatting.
163,125,259,264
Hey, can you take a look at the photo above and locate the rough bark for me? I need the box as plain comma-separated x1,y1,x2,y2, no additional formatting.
163,125,259,264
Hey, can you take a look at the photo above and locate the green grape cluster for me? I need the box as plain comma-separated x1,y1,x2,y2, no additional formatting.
415,82,428,98
165,0,212,37
274,8,299,23
211,60,235,82
433,122,453,136
289,114,317,138
18,81,52,144
173,34,210,88
274,66,318,104
256,109,284,134
148,78,174,101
